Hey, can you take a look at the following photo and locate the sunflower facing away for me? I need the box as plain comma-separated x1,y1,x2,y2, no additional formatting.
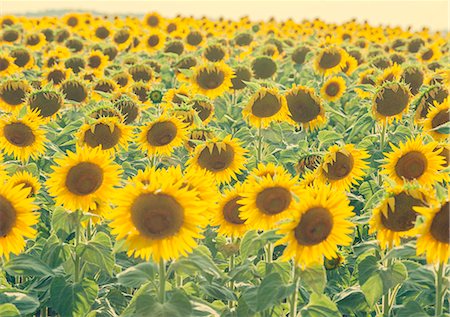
276,184,355,268
0,181,38,260
190,61,233,99
423,98,449,141
137,115,188,156
243,87,289,128
0,112,47,162
369,186,435,249
285,85,326,130
108,167,207,262
321,76,346,102
187,135,248,184
415,194,449,264
318,144,370,191
46,146,122,212
382,136,446,186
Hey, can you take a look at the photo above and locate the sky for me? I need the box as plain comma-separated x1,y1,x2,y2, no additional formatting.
1,0,448,31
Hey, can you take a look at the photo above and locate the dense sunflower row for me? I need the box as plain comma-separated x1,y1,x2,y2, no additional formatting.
0,12,448,316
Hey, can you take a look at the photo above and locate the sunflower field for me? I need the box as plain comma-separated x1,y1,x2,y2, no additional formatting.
0,10,448,317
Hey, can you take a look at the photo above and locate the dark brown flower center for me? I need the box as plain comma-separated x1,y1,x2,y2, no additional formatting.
0,84,27,106
114,99,138,124
64,57,85,74
286,89,321,123
88,55,102,68
146,121,177,146
0,58,9,71
196,68,225,90
231,67,252,90
192,101,212,121
380,192,422,232
84,123,120,150
223,196,245,224
132,85,149,103
0,195,16,237
324,152,354,180
430,202,449,243
325,82,340,97
251,92,281,118
29,91,63,117
67,16,78,27
129,65,153,82
292,46,310,65
318,51,342,69
401,67,423,95
164,41,184,55
146,15,159,27
131,193,184,239
395,151,427,181
4,122,35,147
147,35,160,47
256,186,291,215
421,49,433,61
26,34,41,46
94,80,115,93
95,26,110,39
2,29,19,42
10,49,31,67
47,69,66,85
186,31,202,46
375,85,409,117
252,57,277,79
114,29,130,44
295,207,333,245
61,81,88,103
198,143,234,172
204,45,225,62
65,162,103,196
431,109,449,130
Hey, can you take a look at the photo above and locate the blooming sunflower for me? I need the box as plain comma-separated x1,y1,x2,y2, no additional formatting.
27,89,65,120
76,116,133,155
372,82,411,124
41,66,72,86
46,146,122,212
276,184,354,268
211,182,249,238
108,169,207,262
243,87,288,128
369,186,435,249
285,85,326,130
187,135,247,184
0,181,38,260
382,136,445,186
86,50,109,75
9,170,41,197
318,144,369,191
137,115,188,157
423,99,449,141
0,79,31,113
142,30,166,52
0,112,47,162
0,53,19,76
415,195,449,264
239,172,299,231
247,162,291,181
314,46,348,76
320,76,346,102
190,61,233,99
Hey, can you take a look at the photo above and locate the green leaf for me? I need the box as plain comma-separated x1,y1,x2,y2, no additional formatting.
41,234,71,268
50,277,98,317
381,261,408,293
4,254,54,277
300,293,340,317
117,262,157,288
396,301,429,317
300,265,327,294
51,207,79,241
317,130,343,147
334,286,370,314
361,274,383,307
200,281,237,301
0,290,40,315
0,303,20,317
170,246,223,279
77,232,115,276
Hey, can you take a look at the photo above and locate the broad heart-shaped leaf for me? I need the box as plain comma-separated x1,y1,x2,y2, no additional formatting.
317,130,343,148
381,261,408,293
50,277,98,317
117,262,157,288
360,274,383,308
41,234,71,268
0,289,40,315
0,303,21,317
199,281,237,301
299,265,327,294
51,207,79,241
4,254,54,277
76,232,115,276
169,245,222,279
334,285,370,315
300,293,340,317
239,230,280,260
396,301,429,317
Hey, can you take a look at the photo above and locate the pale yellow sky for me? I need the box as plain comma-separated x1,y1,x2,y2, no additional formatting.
1,0,448,31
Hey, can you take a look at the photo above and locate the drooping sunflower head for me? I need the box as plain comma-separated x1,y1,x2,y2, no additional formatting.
64,56,86,74
423,98,449,141
291,45,311,65
185,128,215,151
243,87,288,128
164,39,185,55
41,65,72,87
400,65,424,95
190,62,233,99
0,79,31,113
137,115,188,157
372,81,411,124
251,56,277,79
128,64,154,83
10,47,34,69
369,186,435,249
285,85,326,130
314,46,348,76
415,84,449,122
9,170,41,197
203,43,227,62
60,79,89,105
382,135,446,186
191,98,214,124
231,65,252,90
0,112,47,162
187,135,248,184
277,184,355,268
46,146,122,212
0,53,18,75
27,89,65,120
113,95,140,124
320,76,346,102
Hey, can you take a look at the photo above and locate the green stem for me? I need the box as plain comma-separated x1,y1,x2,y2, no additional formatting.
265,243,273,263
290,263,299,317
435,262,446,317
383,257,393,317
378,121,387,187
74,210,81,283
159,258,166,303
228,253,235,309
257,124,263,165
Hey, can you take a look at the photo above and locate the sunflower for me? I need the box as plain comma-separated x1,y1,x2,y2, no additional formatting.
0,53,19,76
41,66,72,86
192,98,214,125
318,144,369,191
112,27,133,51
291,46,311,65
163,85,191,107
423,99,449,141
113,95,140,124
46,146,122,212
417,44,442,63
382,135,445,186
0,181,38,260
251,56,277,79
314,46,348,76
355,69,376,99
142,30,166,52
24,33,46,51
137,115,188,156
285,85,326,130
187,135,247,184
9,170,41,197
321,76,346,102
1,27,21,44
401,65,424,95
415,195,450,264
185,30,204,51
376,63,402,85
76,117,132,155
86,50,109,74
415,84,448,122
0,112,47,162
239,172,299,231
164,39,185,55
203,43,228,62
27,89,65,120
372,82,411,124
60,79,89,104
231,66,252,90
92,78,118,100
247,162,291,183
128,64,154,83
369,186,435,249
211,182,249,238
144,12,163,28
341,55,358,76
0,79,31,113
190,62,233,99
10,47,35,70
276,184,354,268
243,87,288,128
108,168,207,262
185,128,215,151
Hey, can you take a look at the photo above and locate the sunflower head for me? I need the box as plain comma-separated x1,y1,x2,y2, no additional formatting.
60,79,89,104
204,43,227,62
191,62,233,99
401,65,424,95
291,46,311,65
113,95,140,124
314,46,348,76
321,76,346,102
128,64,154,83
9,170,41,197
149,89,164,104
230,65,252,90
372,81,411,124
415,85,448,122
423,98,449,141
0,79,31,113
251,56,277,79
243,87,288,128
285,85,326,130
